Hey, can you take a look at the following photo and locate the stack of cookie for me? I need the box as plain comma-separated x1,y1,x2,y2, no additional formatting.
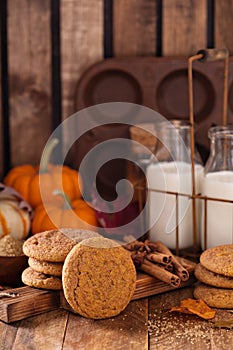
22,229,99,290
22,230,137,319
194,244,233,309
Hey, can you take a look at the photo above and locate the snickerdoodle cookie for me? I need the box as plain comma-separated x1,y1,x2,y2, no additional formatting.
194,283,233,309
200,244,233,277
194,263,233,289
22,267,62,290
62,237,136,319
23,230,77,262
59,228,100,243
28,257,63,277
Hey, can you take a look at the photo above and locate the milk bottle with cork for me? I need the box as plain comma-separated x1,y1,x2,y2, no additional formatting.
147,120,203,250
201,125,233,249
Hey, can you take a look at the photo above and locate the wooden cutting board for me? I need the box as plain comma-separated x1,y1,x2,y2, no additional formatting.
0,286,61,323
60,272,196,314
0,261,196,324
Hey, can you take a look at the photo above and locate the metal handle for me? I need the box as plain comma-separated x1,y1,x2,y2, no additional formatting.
188,48,230,251
197,48,229,62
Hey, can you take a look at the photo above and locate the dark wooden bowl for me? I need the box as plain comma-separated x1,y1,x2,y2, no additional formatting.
0,255,28,287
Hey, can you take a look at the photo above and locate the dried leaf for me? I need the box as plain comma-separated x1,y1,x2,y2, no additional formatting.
169,298,216,320
169,306,193,315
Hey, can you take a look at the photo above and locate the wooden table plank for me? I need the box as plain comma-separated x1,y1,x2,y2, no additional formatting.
0,286,60,323
63,299,148,350
11,309,68,350
0,320,20,350
1,287,233,349
148,287,233,350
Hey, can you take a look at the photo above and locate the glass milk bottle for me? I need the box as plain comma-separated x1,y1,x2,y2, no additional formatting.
147,120,204,250
202,125,233,249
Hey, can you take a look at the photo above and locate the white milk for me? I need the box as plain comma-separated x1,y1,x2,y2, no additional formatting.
202,171,233,249
147,161,204,249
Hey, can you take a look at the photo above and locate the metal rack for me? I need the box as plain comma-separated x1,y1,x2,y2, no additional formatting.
188,48,230,253
136,48,231,257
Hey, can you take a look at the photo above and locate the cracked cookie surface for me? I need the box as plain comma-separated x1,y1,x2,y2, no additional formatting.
194,283,233,309
62,237,136,319
23,230,77,262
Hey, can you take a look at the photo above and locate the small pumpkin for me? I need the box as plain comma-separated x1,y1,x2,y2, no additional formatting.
3,138,82,208
31,190,98,234
0,184,31,240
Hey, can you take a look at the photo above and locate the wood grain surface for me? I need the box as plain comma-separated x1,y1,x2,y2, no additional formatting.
60,0,103,165
1,1,233,175
215,0,233,55
7,0,52,166
0,29,3,178
60,0,103,121
114,0,157,56
149,287,233,350
1,287,233,350
162,0,207,56
0,287,60,323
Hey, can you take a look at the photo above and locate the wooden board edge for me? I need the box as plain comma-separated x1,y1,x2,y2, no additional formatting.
0,286,60,323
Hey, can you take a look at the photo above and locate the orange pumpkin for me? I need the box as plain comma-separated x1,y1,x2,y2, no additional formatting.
31,191,98,234
3,138,82,208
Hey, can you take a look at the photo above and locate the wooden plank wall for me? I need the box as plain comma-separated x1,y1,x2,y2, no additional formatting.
1,0,233,179
0,24,3,178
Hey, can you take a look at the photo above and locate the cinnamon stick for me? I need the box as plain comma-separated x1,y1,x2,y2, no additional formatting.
146,252,172,265
151,241,189,281
171,257,189,281
140,259,181,288
124,239,192,285
164,262,173,272
146,240,170,254
176,256,196,271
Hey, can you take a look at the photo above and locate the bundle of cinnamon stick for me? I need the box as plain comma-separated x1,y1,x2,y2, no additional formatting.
124,240,193,288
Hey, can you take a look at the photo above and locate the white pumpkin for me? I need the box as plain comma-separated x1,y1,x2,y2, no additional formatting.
0,192,31,240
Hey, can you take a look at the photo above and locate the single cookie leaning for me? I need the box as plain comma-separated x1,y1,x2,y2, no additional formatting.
22,267,62,290
200,244,233,277
62,237,137,319
194,263,233,289
23,230,77,262
194,283,233,309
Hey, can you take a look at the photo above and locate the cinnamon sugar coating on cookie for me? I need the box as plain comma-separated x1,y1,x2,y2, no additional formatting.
200,245,233,277
23,230,77,262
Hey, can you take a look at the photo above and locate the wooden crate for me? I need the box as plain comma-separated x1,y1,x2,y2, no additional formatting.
1,0,233,178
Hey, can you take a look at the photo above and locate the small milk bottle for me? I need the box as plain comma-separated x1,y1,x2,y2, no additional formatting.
147,120,204,250
202,125,233,249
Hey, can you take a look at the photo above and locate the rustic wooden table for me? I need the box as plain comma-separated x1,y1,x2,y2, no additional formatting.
1,286,232,350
